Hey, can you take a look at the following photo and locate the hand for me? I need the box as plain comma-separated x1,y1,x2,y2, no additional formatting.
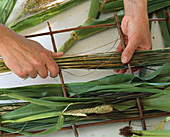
0,24,63,79
115,15,152,74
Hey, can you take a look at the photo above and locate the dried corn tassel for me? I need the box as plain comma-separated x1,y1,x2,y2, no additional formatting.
65,105,113,114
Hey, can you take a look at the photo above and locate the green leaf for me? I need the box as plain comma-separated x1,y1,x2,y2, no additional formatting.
143,94,170,112
155,120,166,130
101,0,124,12
156,7,170,48
58,10,124,52
0,114,64,135
10,0,88,32
7,93,71,107
144,63,170,82
101,0,170,14
88,0,100,19
1,103,57,120
36,114,64,135
0,126,33,136
147,0,170,13
0,0,17,24
2,112,61,123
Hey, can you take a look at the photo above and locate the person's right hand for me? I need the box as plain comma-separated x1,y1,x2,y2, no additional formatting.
0,24,63,79
114,15,152,74
114,0,152,74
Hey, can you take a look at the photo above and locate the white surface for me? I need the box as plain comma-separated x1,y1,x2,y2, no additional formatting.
1,0,169,137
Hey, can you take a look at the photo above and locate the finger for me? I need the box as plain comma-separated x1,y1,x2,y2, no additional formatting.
121,38,138,64
45,56,59,78
14,69,28,79
114,69,120,73
37,65,48,78
51,52,63,57
28,70,37,78
118,69,127,74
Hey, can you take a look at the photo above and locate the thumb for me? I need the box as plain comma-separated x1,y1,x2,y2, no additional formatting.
121,40,137,64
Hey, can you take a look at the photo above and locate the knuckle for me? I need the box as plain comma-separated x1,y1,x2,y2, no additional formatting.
26,66,34,73
33,60,43,67
40,50,50,58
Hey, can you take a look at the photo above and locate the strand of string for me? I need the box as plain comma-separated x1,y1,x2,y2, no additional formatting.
61,38,119,77
65,38,119,56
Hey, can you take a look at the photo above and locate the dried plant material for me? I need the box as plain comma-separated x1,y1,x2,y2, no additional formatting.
24,0,67,13
65,105,113,114
0,103,29,111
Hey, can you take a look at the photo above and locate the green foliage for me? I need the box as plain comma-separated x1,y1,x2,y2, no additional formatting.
1,63,170,135
10,0,88,32
155,7,170,48
0,0,17,24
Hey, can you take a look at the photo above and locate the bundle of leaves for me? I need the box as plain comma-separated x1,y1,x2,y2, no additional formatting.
0,63,170,135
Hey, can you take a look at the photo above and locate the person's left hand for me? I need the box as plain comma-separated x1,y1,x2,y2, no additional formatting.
0,24,63,79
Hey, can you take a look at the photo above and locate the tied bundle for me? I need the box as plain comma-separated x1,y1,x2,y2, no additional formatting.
0,48,170,73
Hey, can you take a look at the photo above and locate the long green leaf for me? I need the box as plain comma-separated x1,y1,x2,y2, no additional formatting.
58,10,124,52
88,0,100,19
156,7,170,47
0,0,17,24
10,0,88,32
0,114,64,135
7,93,71,107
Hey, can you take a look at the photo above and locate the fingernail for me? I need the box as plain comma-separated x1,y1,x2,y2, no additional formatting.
122,56,128,64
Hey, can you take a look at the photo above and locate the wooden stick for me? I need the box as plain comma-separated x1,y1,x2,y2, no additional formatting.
136,98,147,130
47,22,79,137
165,9,170,27
25,18,168,38
114,12,147,131
25,23,116,38
47,22,68,98
114,13,133,75
47,22,57,52
5,112,170,137
72,124,79,137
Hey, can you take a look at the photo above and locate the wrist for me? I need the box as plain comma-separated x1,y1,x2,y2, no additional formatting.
123,0,147,18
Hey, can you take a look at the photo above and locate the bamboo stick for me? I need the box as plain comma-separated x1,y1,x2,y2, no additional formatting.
114,13,133,74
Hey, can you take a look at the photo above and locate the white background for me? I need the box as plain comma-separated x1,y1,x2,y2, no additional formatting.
1,0,169,137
